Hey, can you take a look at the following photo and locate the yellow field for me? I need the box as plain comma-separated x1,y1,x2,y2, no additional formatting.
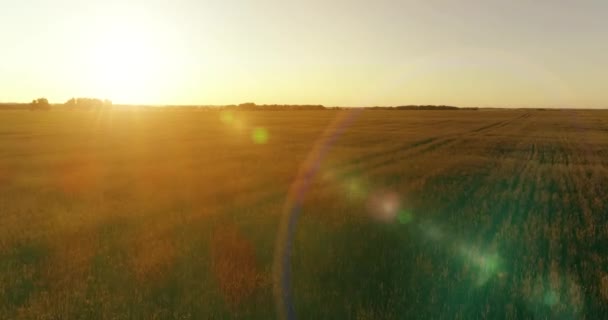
1,109,608,319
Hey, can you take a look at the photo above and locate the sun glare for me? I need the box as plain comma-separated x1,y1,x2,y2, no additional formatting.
88,23,172,104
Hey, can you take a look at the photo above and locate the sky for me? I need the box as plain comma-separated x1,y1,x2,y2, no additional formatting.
1,0,607,107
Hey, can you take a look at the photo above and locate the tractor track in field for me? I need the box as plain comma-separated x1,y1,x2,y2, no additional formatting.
467,112,531,135
447,118,540,247
333,112,533,177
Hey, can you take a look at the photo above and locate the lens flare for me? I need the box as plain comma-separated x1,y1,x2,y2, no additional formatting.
220,110,248,133
273,109,363,320
220,111,235,124
367,190,400,222
457,246,503,286
397,209,414,224
344,178,368,200
419,221,444,240
526,273,584,319
252,127,269,144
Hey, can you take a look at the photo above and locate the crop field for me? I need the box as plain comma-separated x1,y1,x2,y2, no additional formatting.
1,109,608,319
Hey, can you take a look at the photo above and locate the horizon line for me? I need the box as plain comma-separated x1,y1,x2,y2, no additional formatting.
1,101,607,110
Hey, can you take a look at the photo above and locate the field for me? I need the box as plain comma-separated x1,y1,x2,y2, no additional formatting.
1,109,608,319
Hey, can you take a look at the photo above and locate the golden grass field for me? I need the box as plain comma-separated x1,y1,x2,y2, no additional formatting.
1,109,608,319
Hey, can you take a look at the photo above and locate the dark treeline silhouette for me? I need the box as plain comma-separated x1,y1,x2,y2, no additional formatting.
30,98,51,110
64,98,112,109
396,105,459,110
395,105,470,110
363,105,477,110
222,102,326,111
1,100,482,111
0,98,112,110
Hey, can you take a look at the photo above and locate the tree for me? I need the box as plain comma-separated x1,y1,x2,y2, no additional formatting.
30,98,50,110
65,98,77,108
64,97,112,109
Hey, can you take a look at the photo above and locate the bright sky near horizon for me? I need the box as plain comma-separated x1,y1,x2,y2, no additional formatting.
1,0,607,107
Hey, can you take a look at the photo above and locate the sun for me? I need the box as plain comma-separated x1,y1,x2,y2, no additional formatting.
88,24,171,104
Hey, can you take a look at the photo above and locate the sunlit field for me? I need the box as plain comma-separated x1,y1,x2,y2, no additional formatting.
1,109,608,319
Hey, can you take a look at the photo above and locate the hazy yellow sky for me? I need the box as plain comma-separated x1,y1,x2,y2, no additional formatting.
2,0,607,107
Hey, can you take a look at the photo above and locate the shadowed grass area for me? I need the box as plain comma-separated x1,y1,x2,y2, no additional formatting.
1,109,608,318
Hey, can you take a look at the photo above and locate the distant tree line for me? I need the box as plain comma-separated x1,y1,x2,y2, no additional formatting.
396,105,460,110
364,105,477,110
222,102,326,111
349,105,478,110
64,98,112,109
3,97,114,111
29,98,51,110
1,100,481,111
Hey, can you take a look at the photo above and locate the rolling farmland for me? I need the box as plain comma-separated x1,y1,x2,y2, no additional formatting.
1,109,608,319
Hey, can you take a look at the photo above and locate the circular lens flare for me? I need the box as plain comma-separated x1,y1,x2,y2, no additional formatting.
367,191,400,222
397,209,414,224
252,127,269,144
220,111,235,124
